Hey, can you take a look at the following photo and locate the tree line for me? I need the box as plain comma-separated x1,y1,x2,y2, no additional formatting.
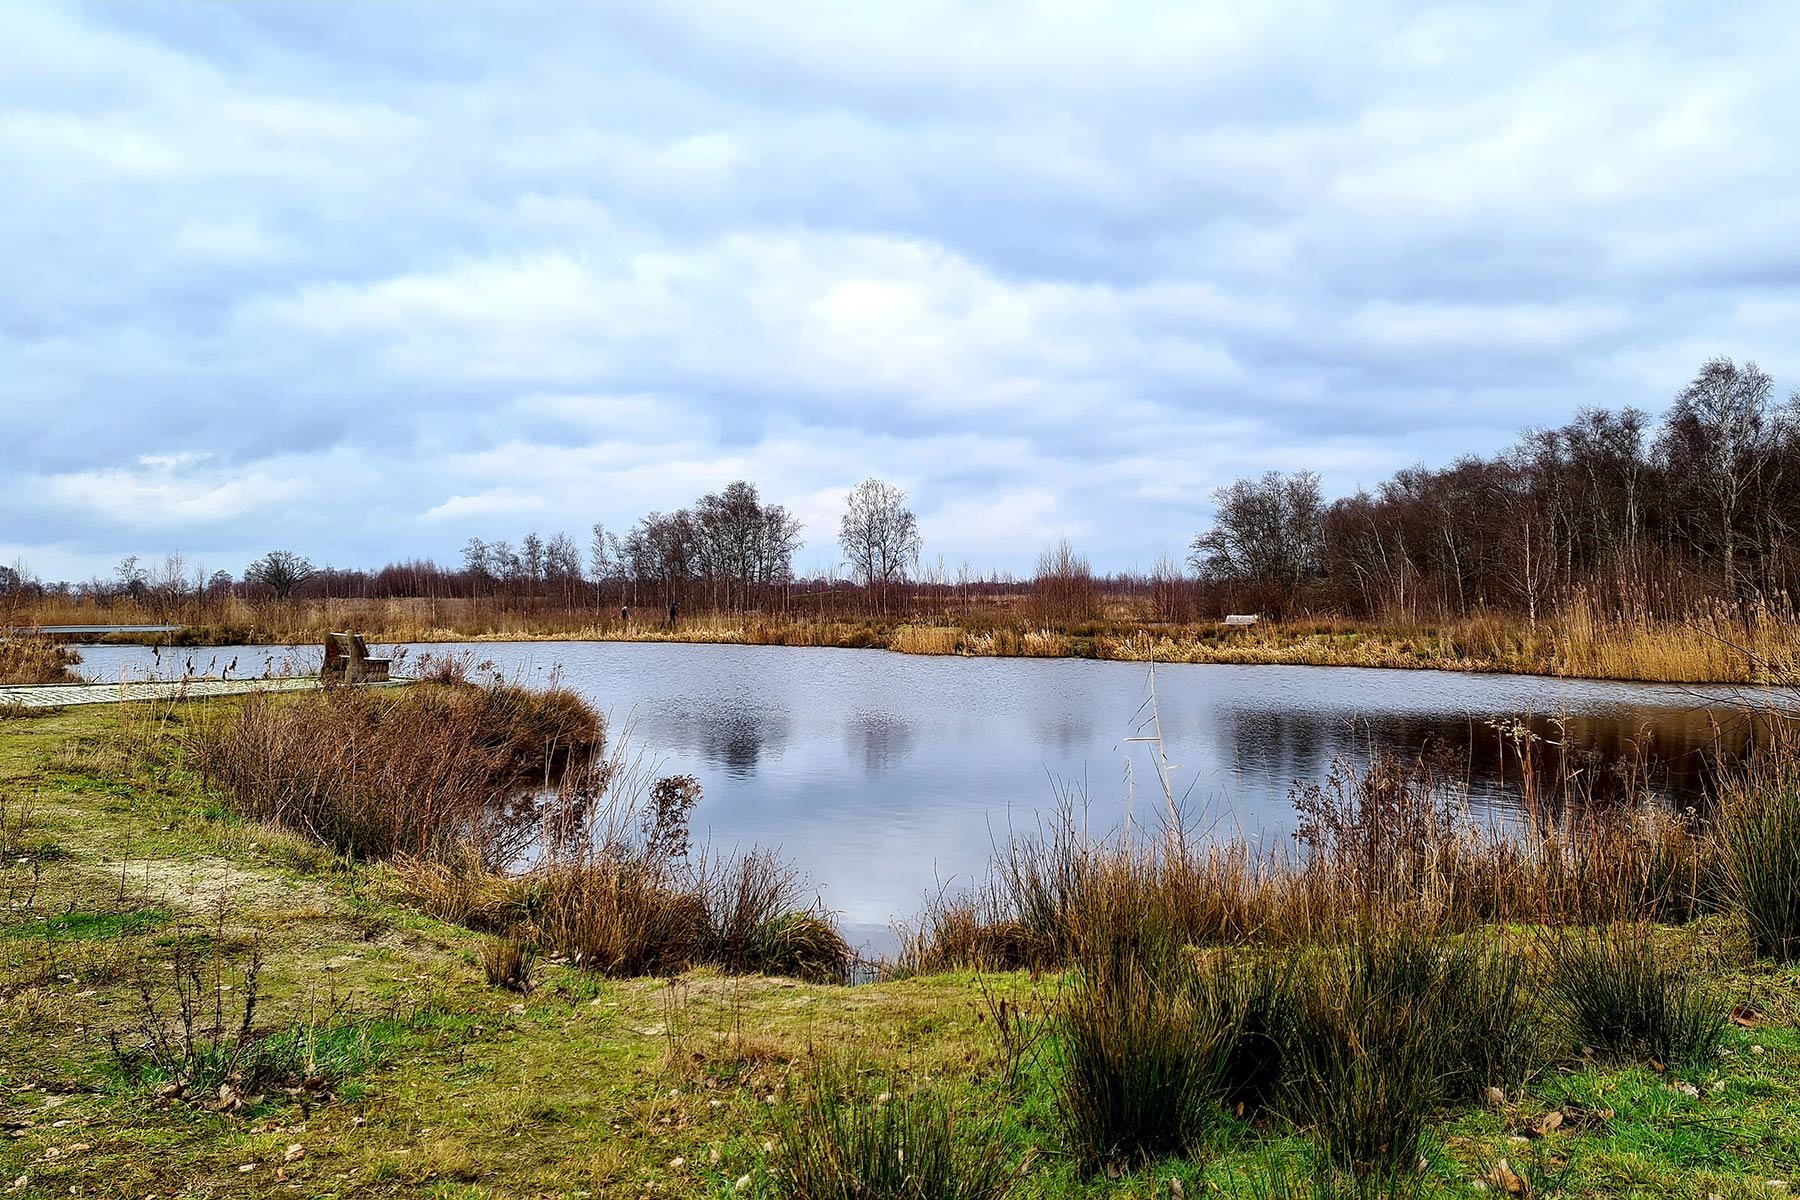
9,358,1796,628
1196,358,1800,622
3,478,929,619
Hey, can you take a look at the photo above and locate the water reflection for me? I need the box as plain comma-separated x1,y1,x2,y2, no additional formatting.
687,704,793,777
845,712,916,774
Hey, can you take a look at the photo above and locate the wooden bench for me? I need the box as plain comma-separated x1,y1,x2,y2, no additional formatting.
321,632,391,683
1223,614,1260,628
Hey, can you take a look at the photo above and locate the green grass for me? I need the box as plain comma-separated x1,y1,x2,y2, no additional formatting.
2,908,167,941
2,703,1800,1197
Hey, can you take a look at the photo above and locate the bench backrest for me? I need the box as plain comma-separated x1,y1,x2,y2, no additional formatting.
323,632,373,681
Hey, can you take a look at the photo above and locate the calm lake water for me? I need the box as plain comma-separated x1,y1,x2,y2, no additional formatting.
71,640,1793,950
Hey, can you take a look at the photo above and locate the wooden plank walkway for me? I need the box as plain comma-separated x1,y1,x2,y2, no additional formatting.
0,677,330,709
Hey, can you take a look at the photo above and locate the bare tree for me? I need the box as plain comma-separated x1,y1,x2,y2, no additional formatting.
1189,471,1323,601
839,478,920,612
1032,537,1096,623
245,550,314,601
544,532,584,605
1657,357,1789,591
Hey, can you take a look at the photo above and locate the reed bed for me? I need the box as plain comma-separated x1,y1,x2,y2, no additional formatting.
1553,592,1800,683
0,638,83,685
896,751,1721,977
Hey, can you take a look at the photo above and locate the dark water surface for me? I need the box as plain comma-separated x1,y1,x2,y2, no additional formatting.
71,641,1795,949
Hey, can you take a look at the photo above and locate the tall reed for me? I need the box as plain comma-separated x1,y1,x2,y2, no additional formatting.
0,638,83,685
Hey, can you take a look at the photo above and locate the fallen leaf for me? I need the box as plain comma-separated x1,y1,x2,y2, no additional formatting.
1487,1158,1528,1196
1533,1111,1563,1137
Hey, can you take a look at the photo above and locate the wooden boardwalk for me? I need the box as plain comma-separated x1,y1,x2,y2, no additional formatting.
0,677,330,709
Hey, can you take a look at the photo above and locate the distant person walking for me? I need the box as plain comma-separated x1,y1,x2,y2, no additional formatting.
667,599,677,628
620,604,628,625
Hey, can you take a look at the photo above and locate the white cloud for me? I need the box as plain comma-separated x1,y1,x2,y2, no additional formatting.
420,491,551,523
6,1,1800,579
44,464,311,529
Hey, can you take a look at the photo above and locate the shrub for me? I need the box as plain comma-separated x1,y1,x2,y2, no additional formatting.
193,680,600,865
772,1059,1015,1200
1544,923,1727,1066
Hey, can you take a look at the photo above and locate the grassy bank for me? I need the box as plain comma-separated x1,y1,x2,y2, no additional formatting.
5,699,1800,1197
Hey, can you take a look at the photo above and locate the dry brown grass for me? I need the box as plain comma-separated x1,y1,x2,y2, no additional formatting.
27,585,1800,683
0,638,83,684
1552,592,1800,683
898,750,1722,976
192,679,601,865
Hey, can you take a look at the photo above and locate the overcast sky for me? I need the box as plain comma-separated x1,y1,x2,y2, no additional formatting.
6,1,1798,582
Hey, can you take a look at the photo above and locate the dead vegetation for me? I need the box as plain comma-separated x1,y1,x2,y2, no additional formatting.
0,638,82,685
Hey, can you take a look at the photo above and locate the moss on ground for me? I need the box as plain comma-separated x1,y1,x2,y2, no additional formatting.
1,704,1798,1197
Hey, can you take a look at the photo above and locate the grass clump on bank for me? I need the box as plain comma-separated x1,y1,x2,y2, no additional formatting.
1054,909,1226,1170
774,1057,1018,1200
1545,922,1729,1067
1717,749,1800,963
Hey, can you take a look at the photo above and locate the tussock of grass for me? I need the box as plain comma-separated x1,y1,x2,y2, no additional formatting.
1717,751,1800,963
1055,909,1225,1170
1544,922,1729,1067
480,936,536,993
1282,926,1538,1176
773,1057,1018,1200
